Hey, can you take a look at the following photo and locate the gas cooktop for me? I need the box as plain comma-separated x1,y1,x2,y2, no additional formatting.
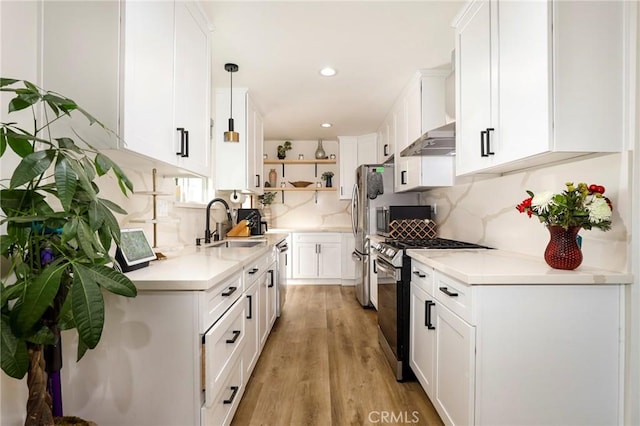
386,237,491,250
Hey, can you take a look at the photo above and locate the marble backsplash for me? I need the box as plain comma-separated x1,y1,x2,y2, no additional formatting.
420,152,631,272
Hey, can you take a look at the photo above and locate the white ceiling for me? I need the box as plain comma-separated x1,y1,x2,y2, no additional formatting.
199,1,464,141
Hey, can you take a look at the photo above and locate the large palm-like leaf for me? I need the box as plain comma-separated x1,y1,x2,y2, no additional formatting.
71,264,105,350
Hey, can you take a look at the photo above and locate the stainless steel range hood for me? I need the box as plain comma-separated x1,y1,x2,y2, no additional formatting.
400,122,455,157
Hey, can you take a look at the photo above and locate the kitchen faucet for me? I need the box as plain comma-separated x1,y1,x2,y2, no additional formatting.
204,198,233,244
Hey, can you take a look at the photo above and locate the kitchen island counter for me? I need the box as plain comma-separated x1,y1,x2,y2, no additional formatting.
125,233,288,291
407,248,633,285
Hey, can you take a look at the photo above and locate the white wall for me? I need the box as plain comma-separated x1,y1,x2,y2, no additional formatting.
0,2,41,424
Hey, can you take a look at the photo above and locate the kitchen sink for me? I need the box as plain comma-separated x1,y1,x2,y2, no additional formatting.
208,239,267,248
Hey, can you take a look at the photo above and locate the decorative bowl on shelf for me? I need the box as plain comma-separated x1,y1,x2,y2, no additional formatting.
289,181,313,188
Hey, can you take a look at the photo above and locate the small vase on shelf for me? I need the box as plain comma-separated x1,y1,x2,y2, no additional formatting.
314,139,326,159
268,169,277,187
325,176,333,188
544,225,583,270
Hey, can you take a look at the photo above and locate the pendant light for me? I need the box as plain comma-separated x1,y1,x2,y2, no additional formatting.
224,63,240,142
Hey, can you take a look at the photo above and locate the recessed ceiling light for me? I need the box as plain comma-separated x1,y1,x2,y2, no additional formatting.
319,67,337,77
321,123,332,128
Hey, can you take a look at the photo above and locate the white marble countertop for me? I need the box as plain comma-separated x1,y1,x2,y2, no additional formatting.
125,233,288,291
407,249,633,285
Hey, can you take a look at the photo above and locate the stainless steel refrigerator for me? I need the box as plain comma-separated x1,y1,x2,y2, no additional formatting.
351,164,418,306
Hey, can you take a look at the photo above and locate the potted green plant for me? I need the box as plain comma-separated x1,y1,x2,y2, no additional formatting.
257,191,276,207
1,78,137,425
321,171,334,188
276,141,292,159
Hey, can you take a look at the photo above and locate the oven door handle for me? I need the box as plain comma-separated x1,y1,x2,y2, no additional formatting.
375,258,400,280
352,251,363,262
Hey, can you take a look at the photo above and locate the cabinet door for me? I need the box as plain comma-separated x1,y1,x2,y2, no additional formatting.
318,242,342,279
357,133,378,165
215,89,249,190
243,282,260,380
394,100,409,192
496,0,550,164
410,283,436,397
258,272,269,349
174,2,211,176
377,121,391,164
246,96,259,194
401,78,423,191
433,302,475,426
338,136,358,200
293,242,318,278
266,266,277,333
455,0,495,176
253,108,264,195
122,1,175,164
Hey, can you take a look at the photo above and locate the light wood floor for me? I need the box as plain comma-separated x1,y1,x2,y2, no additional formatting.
232,285,443,426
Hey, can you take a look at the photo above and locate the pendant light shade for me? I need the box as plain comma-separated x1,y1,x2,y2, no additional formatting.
224,63,240,143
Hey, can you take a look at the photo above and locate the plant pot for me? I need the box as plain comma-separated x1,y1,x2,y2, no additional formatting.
544,225,583,270
277,153,286,160
325,177,333,188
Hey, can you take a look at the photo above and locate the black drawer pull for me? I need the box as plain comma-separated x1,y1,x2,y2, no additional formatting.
248,268,259,275
425,300,435,330
246,295,253,319
384,144,389,156
480,130,488,157
221,286,237,297
268,270,275,288
439,287,459,297
223,386,239,404
226,330,241,344
413,270,426,278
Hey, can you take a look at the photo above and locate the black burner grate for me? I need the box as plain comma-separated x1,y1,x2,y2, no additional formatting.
386,237,490,250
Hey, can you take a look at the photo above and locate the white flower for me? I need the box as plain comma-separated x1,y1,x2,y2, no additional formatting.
531,191,555,213
587,197,612,223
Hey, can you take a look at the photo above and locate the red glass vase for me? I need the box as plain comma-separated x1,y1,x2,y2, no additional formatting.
544,225,583,270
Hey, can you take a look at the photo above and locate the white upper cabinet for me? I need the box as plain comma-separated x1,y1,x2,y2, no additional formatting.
394,71,455,193
42,1,211,176
173,3,211,176
338,133,377,200
42,1,212,177
454,0,626,176
215,88,264,193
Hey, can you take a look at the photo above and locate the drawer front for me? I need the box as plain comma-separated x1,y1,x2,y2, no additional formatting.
410,261,434,295
204,297,245,401
244,250,274,290
293,232,341,244
199,272,243,333
201,353,244,426
433,271,473,324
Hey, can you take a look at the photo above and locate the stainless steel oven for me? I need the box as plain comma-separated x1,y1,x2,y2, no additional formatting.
375,256,409,381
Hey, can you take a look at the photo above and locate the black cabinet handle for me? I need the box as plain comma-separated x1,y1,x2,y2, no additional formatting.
256,174,261,188
221,286,237,297
176,127,185,156
401,170,407,185
384,144,389,156
413,270,426,278
439,287,459,297
248,268,259,275
486,128,495,155
268,270,275,288
226,330,241,344
425,300,436,330
246,294,253,319
223,386,239,404
373,259,377,274
183,130,189,157
480,130,488,157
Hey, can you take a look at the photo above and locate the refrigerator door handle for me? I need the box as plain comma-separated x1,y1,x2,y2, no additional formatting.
351,183,359,236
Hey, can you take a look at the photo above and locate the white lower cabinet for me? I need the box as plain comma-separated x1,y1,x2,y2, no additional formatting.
292,233,342,279
60,246,283,426
409,259,623,426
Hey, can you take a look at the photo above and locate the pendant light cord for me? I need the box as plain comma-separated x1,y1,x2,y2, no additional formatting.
229,70,233,119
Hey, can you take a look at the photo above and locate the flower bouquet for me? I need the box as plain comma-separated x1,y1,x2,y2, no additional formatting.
516,182,613,269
